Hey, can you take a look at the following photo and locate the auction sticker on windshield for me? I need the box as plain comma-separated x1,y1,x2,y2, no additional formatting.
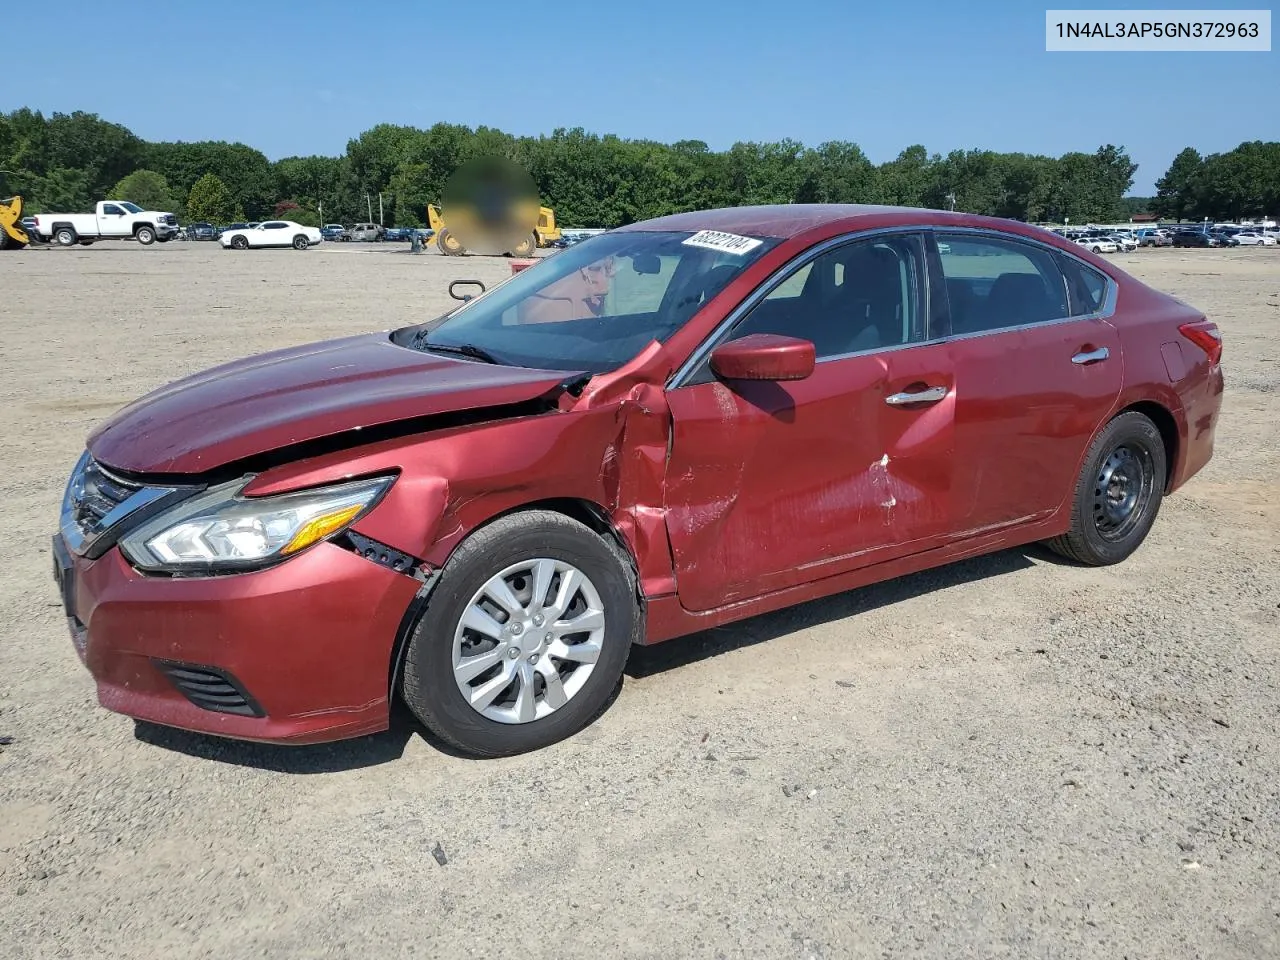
682,230,764,255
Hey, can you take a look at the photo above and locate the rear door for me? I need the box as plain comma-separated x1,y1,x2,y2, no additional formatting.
933,232,1123,538
663,231,957,612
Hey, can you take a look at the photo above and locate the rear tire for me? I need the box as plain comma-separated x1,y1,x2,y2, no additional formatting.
55,227,77,247
1044,411,1166,566
401,510,639,757
292,234,309,250
135,225,156,245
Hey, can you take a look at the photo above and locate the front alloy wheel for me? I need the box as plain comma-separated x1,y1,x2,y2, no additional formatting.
452,559,605,724
401,510,639,757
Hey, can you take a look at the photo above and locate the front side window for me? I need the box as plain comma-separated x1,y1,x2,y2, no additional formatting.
102,204,124,216
263,222,286,230
936,234,1069,335
398,230,778,374
723,233,926,360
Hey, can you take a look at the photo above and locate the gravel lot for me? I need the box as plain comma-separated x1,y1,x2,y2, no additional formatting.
1,240,1277,959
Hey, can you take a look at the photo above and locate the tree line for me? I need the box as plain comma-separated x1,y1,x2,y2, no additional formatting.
1,107,1274,228
1154,143,1280,222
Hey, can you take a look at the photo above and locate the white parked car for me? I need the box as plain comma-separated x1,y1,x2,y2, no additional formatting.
219,221,323,250
1233,232,1276,246
1107,234,1139,251
1076,236,1118,254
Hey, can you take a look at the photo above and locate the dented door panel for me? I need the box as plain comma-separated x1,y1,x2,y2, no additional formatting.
664,342,955,613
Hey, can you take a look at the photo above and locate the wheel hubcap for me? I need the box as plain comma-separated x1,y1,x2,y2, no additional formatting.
452,558,605,724
1092,443,1154,541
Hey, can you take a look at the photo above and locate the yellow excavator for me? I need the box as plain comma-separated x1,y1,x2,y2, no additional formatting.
427,203,561,256
1,195,30,249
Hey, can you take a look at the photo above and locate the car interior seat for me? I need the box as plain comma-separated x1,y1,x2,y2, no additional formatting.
985,272,1062,326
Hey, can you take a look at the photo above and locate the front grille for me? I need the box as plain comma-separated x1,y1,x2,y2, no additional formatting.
154,661,264,717
161,214,178,225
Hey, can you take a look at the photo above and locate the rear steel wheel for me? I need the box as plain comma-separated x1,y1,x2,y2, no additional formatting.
1092,443,1155,542
1044,411,1166,566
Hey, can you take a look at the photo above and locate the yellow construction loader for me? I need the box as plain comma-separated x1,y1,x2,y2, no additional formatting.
427,203,562,256
0,196,30,249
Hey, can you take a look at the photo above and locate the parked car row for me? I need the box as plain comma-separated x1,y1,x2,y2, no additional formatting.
1059,223,1278,254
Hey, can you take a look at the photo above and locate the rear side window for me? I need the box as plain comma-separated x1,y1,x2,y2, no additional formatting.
936,234,1069,335
1056,253,1109,315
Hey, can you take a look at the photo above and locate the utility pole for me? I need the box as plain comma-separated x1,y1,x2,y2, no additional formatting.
378,193,383,226
946,191,956,211
366,194,373,222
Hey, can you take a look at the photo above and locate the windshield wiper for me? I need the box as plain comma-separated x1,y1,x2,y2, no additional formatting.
422,340,503,365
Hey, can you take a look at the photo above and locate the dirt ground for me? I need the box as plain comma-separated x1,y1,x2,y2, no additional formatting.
1,240,1277,960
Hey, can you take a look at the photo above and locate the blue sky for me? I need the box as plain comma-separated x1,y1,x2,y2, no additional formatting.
5,0,1276,194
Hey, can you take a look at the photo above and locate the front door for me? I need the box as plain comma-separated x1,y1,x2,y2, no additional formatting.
664,232,956,613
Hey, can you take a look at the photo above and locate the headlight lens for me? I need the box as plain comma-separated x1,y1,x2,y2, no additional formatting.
119,475,394,572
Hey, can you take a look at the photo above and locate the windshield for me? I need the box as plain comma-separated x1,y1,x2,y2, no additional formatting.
119,201,143,214
403,230,777,373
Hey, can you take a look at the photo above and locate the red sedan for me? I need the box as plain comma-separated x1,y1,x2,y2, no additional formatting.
53,205,1224,756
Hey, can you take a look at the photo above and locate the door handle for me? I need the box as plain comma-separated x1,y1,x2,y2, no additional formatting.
885,385,948,406
1071,346,1110,365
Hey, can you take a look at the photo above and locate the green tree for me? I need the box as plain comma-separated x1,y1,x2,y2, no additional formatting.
146,141,275,219
1154,148,1203,221
186,172,237,223
26,167,92,213
109,169,175,211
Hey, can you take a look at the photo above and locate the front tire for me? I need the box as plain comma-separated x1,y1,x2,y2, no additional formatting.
401,510,640,757
135,225,156,245
436,228,464,256
510,232,537,257
292,234,309,250
231,235,249,250
1044,411,1166,566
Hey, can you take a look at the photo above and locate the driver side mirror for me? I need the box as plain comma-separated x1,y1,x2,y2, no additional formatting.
710,334,815,382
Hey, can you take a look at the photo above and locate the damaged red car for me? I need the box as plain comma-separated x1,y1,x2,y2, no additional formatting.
53,205,1224,756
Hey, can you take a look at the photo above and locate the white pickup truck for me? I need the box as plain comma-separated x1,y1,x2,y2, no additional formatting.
27,200,181,247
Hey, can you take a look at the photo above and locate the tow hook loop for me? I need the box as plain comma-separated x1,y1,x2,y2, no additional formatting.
449,279,486,302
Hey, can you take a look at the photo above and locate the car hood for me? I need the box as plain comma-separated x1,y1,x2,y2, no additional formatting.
87,333,577,474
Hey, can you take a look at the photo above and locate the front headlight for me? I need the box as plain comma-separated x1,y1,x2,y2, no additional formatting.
119,475,394,572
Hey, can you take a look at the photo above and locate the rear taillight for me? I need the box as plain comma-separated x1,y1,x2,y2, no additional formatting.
1179,320,1222,365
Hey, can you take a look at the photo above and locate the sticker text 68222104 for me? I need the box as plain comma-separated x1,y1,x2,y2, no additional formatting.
681,230,764,256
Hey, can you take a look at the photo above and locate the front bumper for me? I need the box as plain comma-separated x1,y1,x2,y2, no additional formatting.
52,536,422,744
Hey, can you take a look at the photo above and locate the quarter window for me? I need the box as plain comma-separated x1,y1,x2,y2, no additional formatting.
936,234,1069,335
724,234,926,360
1056,253,1109,315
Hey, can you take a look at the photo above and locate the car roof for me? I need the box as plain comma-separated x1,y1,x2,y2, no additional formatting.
613,204,1049,240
